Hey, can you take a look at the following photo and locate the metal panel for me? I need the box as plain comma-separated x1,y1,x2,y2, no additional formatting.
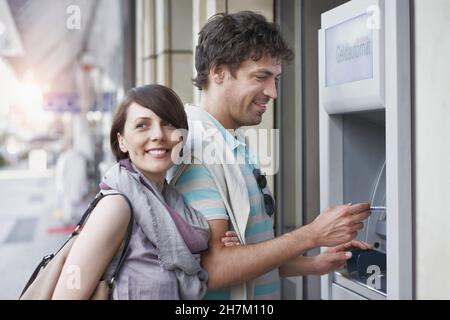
331,283,367,300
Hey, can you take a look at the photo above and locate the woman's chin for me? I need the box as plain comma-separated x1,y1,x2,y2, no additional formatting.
133,161,169,177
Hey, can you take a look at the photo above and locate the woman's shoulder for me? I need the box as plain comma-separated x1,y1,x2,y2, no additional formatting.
92,191,132,223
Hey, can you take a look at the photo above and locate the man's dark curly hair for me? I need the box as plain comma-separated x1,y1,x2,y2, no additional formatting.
193,11,294,90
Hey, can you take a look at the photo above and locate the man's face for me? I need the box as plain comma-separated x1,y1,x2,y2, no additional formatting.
221,55,282,128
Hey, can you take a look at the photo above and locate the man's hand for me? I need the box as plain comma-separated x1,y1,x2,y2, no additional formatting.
305,203,370,247
312,240,373,276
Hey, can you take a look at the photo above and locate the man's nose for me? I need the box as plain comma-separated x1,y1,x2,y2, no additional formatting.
263,79,278,100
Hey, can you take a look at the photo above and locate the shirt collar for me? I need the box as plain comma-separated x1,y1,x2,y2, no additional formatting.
206,112,246,151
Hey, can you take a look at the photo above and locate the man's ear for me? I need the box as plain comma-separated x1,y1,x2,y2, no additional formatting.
209,64,227,85
117,133,128,153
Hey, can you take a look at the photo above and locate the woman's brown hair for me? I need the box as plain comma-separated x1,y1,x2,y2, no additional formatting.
110,84,188,161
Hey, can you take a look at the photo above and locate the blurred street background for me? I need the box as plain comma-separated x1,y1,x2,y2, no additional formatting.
0,170,66,299
0,0,133,299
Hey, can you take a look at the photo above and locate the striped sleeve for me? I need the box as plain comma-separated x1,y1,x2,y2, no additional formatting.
174,164,229,221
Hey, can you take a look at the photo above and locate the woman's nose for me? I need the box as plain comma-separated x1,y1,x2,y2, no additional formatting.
150,124,164,141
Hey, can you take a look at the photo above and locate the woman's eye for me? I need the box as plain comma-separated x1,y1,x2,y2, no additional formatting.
136,123,148,129
162,121,175,128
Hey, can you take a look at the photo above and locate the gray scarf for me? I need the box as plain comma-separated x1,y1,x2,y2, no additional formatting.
101,160,209,299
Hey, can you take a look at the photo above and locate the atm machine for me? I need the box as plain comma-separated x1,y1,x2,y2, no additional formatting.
318,0,412,299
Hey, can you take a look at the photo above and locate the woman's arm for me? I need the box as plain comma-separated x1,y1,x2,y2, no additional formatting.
52,195,131,299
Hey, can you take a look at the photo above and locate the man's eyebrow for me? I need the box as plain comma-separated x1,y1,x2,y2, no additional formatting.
252,69,282,77
252,70,274,76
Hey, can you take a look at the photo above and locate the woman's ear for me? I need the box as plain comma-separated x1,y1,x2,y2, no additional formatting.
117,133,128,153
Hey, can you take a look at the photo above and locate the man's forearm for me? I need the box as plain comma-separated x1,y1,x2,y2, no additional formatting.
203,222,318,289
279,255,319,277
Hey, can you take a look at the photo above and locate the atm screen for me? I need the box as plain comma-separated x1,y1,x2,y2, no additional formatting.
325,13,374,87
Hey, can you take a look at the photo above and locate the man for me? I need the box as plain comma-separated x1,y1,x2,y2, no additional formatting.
172,11,371,300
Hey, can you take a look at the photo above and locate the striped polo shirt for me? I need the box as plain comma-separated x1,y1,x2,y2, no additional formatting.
174,113,280,300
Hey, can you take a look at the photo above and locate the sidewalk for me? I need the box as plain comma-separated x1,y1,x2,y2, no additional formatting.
0,170,70,299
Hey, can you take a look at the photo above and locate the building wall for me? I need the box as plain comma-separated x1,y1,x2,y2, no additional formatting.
227,0,273,21
413,0,450,300
171,0,194,103
135,0,194,103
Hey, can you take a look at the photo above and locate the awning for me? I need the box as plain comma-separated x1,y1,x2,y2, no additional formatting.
0,0,24,56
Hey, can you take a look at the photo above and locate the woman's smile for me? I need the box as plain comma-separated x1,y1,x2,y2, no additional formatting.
145,147,171,159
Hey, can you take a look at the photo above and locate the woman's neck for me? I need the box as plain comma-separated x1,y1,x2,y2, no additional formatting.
143,173,165,192
129,161,166,192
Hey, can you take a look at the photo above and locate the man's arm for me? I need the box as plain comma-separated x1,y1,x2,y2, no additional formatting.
202,219,316,289
203,203,369,289
175,165,370,289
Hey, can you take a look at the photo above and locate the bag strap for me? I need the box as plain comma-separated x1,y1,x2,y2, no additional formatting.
76,191,134,289
103,192,134,288
45,192,106,260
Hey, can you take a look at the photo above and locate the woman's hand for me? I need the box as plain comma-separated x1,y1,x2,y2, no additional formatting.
221,231,241,247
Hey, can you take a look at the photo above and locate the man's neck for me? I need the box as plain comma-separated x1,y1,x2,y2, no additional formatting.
200,92,238,130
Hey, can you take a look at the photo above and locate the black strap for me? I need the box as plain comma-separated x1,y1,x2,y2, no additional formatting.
76,191,134,289
104,193,134,288
20,253,55,297
49,193,108,258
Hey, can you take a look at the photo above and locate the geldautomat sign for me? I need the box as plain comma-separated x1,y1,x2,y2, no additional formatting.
326,13,374,87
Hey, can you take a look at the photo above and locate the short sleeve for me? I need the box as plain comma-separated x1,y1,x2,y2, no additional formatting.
174,164,229,221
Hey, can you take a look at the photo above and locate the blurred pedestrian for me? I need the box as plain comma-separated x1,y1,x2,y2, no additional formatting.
55,145,89,224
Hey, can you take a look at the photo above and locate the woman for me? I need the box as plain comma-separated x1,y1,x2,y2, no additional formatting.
52,85,238,300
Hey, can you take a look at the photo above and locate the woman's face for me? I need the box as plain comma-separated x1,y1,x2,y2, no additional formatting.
118,102,180,183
